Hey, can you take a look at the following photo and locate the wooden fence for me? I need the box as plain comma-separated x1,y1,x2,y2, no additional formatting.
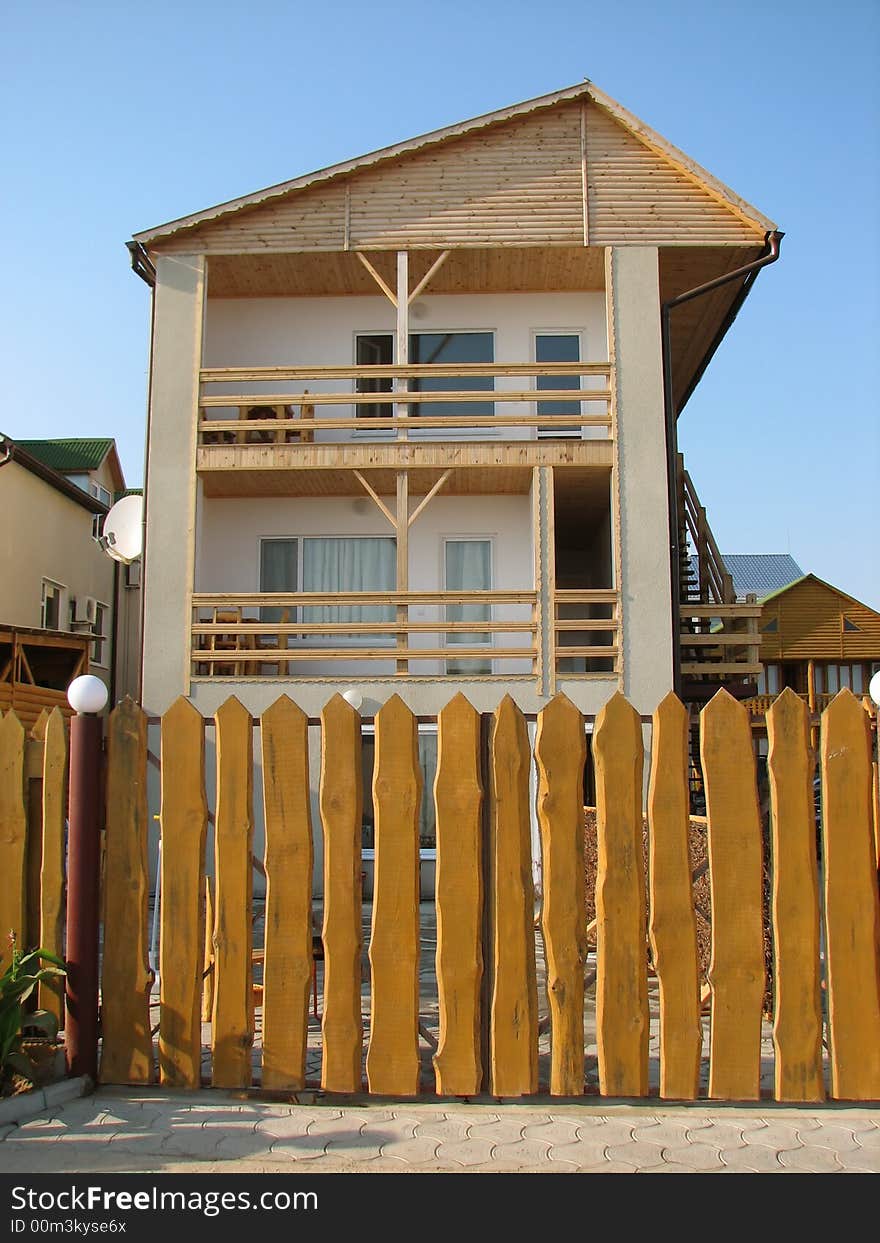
1,687,878,1102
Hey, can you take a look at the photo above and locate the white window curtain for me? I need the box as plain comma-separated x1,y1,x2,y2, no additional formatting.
445,540,491,673
303,537,396,624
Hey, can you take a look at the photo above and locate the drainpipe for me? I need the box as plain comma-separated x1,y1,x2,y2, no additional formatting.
662,230,783,696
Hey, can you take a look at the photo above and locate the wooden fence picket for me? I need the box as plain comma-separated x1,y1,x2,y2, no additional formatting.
100,698,153,1084
489,695,538,1096
261,695,314,1091
0,711,27,956
25,713,48,951
593,692,648,1097
766,689,824,1102
433,693,483,1097
158,696,207,1088
211,696,254,1089
319,694,363,1093
201,878,214,1024
535,693,586,1096
647,691,701,1101
821,689,880,1099
367,695,421,1096
39,708,66,1023
701,690,765,1100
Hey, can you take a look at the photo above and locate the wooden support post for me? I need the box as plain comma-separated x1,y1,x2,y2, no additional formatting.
396,251,409,443
396,471,409,675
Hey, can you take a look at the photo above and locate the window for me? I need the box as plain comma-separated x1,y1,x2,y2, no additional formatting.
259,535,397,632
843,617,861,633
91,602,109,666
89,481,112,507
761,617,779,633
445,538,492,675
535,333,581,438
41,580,63,630
355,332,494,420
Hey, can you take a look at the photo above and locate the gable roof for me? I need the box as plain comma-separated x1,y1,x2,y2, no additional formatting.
721,554,804,601
18,438,126,492
0,436,108,514
132,80,776,248
760,572,880,616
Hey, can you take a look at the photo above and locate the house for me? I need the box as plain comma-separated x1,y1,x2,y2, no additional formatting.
0,435,141,720
129,81,781,739
740,573,880,714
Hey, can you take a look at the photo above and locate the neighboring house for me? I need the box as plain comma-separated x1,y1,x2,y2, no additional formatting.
742,573,880,713
0,436,141,718
690,553,803,604
130,81,781,735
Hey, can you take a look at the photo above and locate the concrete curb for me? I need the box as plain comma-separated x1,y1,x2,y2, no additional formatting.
0,1076,93,1128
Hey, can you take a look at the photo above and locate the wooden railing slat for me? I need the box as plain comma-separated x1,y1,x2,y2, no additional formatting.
535,694,586,1096
261,695,314,1091
367,695,422,1096
100,698,153,1084
211,696,254,1089
593,692,649,1097
489,696,538,1096
821,690,880,1100
0,712,27,954
648,692,701,1101
158,697,208,1088
319,695,364,1093
433,693,483,1096
767,689,824,1101
701,690,765,1100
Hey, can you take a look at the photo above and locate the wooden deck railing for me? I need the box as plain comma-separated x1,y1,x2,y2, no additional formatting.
191,591,539,678
679,603,762,677
677,455,735,606
197,362,613,445
552,590,619,681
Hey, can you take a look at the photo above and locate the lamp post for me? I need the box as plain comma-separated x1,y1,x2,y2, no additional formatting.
65,674,108,1081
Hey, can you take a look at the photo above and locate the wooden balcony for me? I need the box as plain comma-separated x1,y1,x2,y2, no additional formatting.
679,603,762,679
197,362,613,497
190,589,619,682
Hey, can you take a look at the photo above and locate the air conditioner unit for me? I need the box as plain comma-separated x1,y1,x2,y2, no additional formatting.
72,596,98,625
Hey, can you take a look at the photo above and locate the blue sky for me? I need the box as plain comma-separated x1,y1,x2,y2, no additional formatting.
2,0,878,607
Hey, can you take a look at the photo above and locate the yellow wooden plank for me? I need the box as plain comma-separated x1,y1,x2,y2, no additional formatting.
211,695,254,1089
593,692,649,1097
320,694,364,1093
489,695,538,1096
701,689,765,1100
0,711,27,953
766,689,824,1101
201,877,214,1025
535,693,587,1096
433,693,483,1096
38,708,66,1023
261,695,314,1091
367,694,422,1096
158,697,207,1088
647,691,701,1101
100,698,153,1085
821,689,880,1100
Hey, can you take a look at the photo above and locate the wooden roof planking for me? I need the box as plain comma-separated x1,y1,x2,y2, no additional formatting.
133,81,776,254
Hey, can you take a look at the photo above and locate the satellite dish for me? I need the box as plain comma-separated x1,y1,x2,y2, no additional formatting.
101,494,143,565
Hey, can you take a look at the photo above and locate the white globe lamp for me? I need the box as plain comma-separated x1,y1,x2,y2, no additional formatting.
67,674,109,716
870,669,880,709
342,688,363,711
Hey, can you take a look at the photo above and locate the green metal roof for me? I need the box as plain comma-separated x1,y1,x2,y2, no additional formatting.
17,438,114,472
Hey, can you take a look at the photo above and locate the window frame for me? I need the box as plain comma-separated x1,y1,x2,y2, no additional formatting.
532,328,585,440
90,601,110,668
442,535,494,677
41,579,65,631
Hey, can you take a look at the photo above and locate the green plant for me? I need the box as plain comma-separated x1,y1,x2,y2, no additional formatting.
1,933,66,1089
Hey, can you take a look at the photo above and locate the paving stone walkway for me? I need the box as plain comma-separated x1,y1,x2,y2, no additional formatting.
1,1090,879,1173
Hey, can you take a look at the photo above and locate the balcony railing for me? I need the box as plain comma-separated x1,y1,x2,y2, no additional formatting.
190,588,620,681
679,603,762,678
192,591,538,678
197,362,613,446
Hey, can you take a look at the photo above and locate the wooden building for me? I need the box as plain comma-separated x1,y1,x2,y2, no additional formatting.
747,574,880,714
129,80,781,723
